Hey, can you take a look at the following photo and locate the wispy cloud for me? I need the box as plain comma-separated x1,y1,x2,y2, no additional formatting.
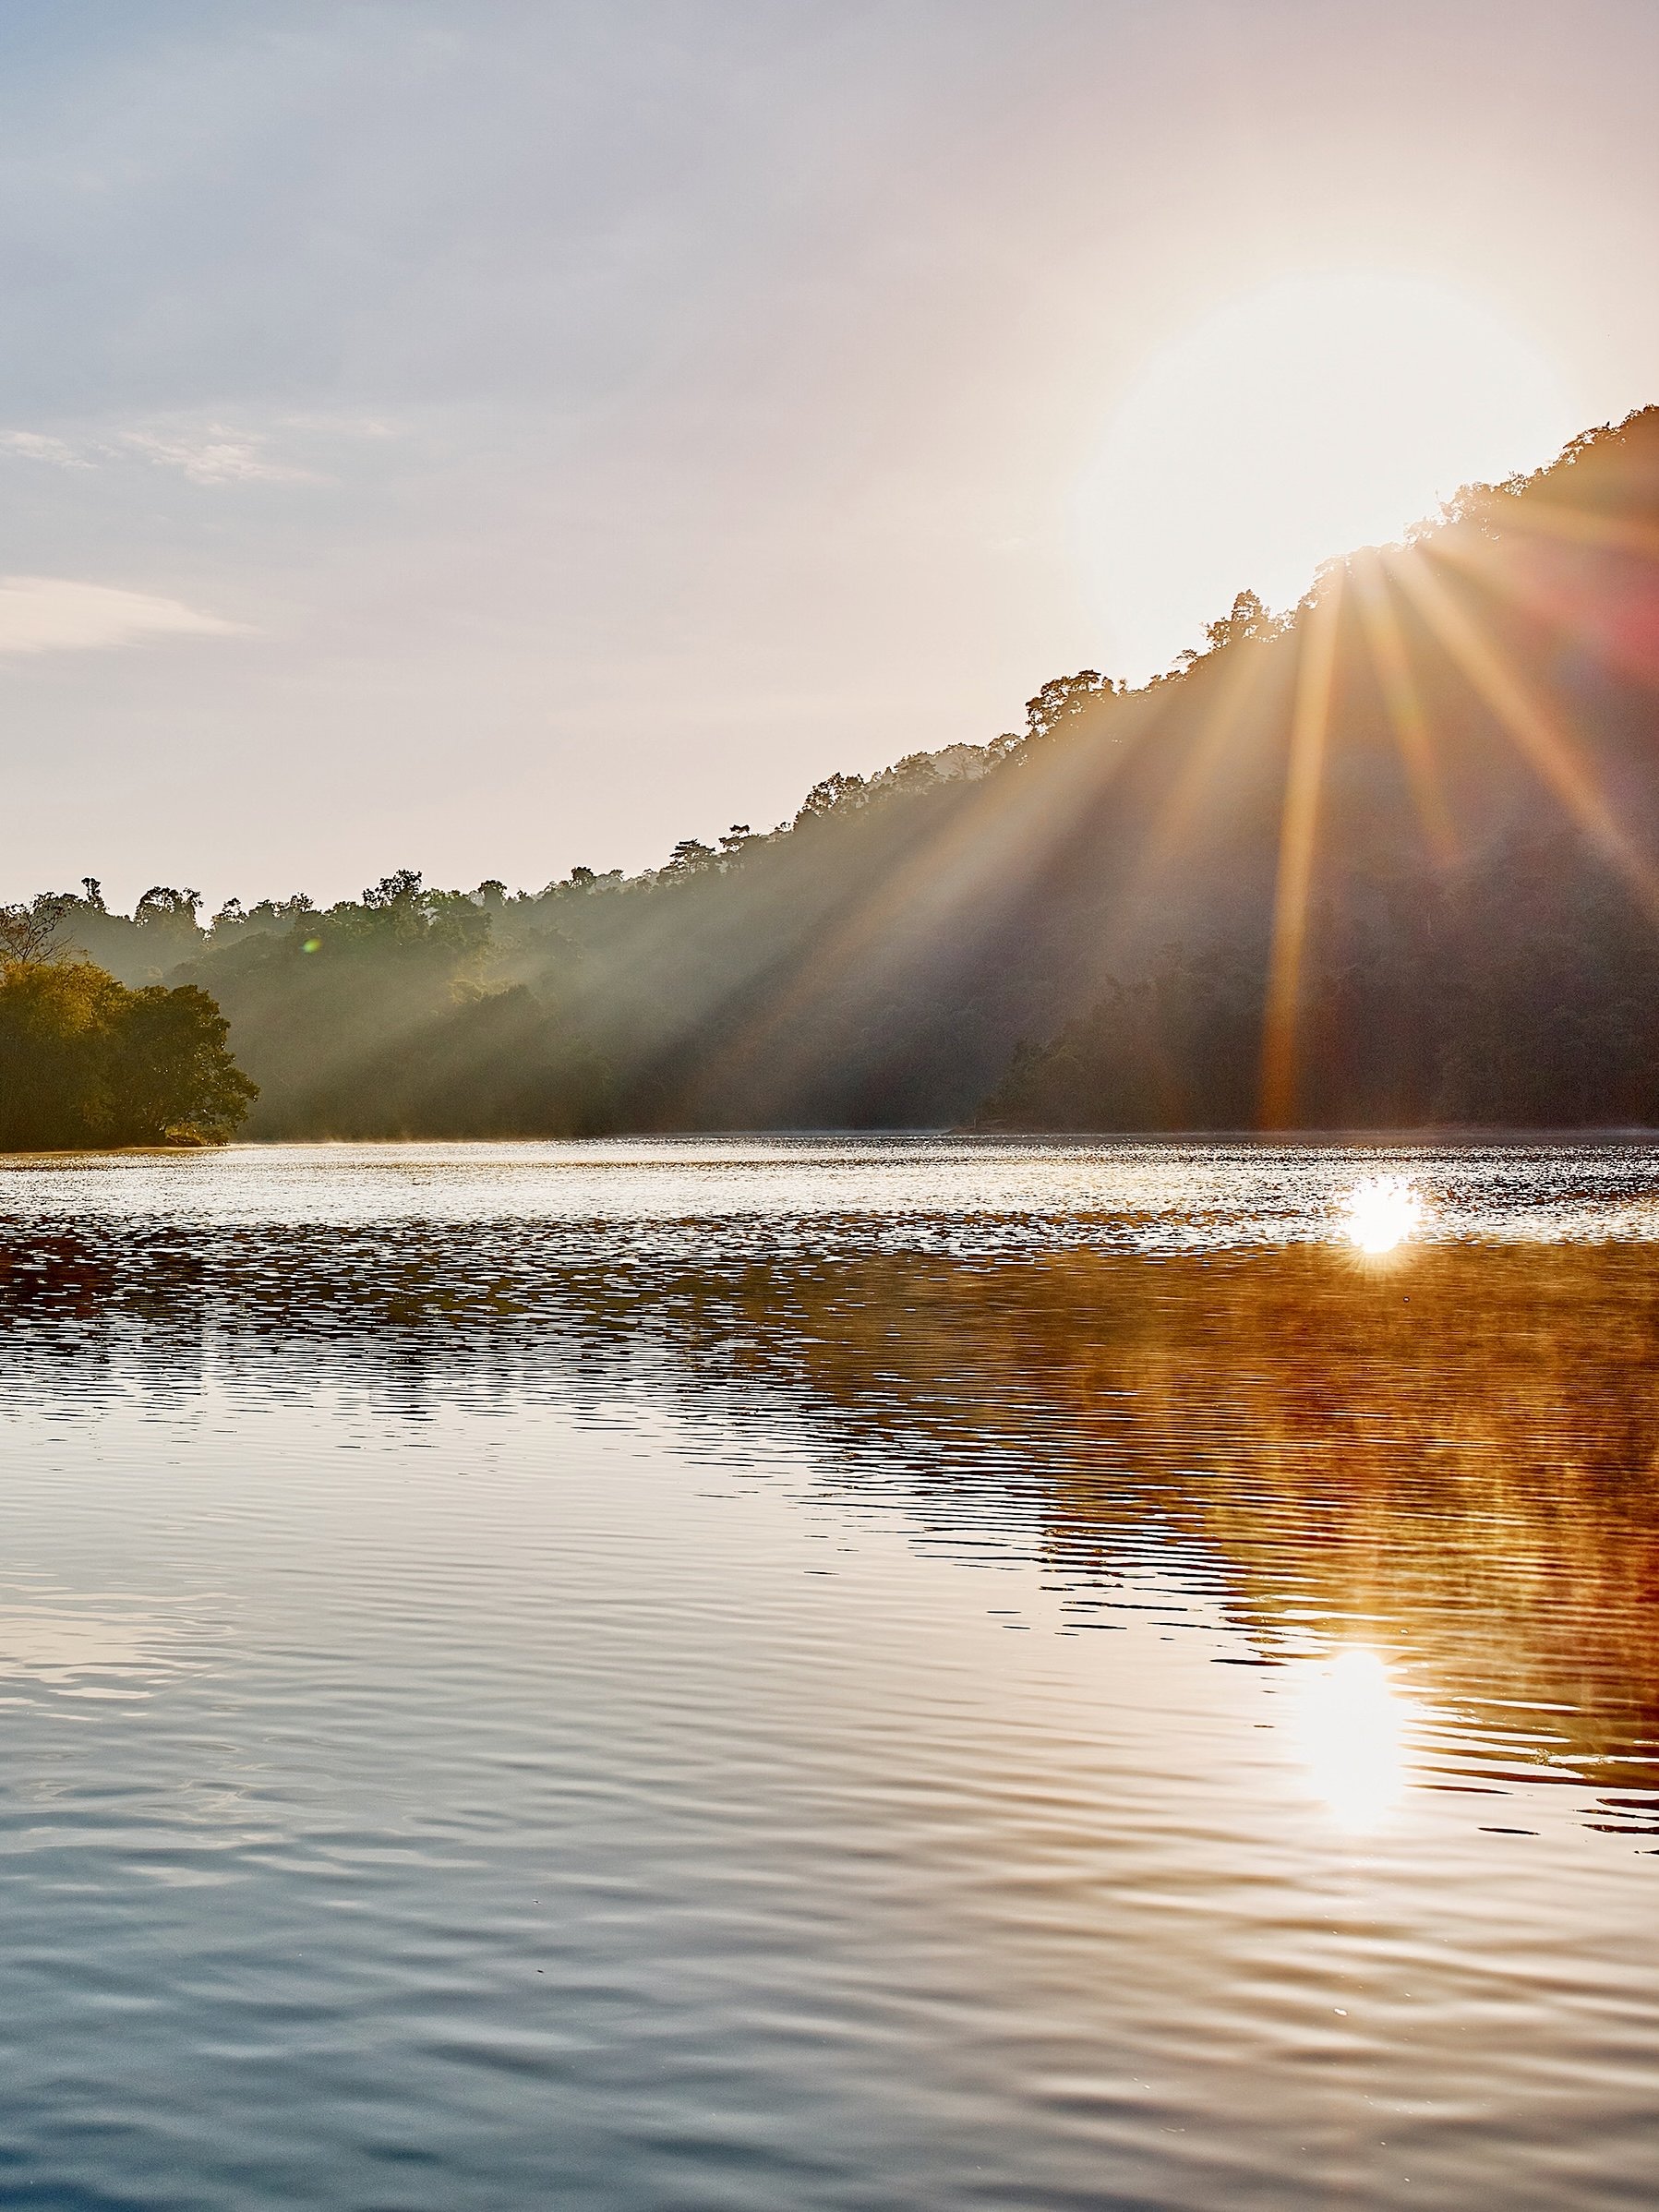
0,431,91,469
0,577,242,655
116,427,318,485
0,415,367,485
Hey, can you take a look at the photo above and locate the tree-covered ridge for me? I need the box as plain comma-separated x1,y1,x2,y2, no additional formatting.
10,406,1659,1136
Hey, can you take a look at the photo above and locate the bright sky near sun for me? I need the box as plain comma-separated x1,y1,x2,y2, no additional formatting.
1076,273,1579,679
1,0,1656,906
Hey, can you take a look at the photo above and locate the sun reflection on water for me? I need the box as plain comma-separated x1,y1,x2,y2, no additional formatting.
1340,1173,1425,1254
1294,1646,1408,1833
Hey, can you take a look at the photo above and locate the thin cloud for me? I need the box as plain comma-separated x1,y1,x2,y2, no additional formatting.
117,427,319,485
0,418,342,484
0,577,243,655
0,431,91,469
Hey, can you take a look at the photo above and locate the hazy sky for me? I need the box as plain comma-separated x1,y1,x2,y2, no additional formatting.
3,0,1657,908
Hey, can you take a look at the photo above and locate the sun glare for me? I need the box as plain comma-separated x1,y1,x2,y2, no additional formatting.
1076,271,1577,680
1339,1173,1425,1254
1294,1646,1408,1834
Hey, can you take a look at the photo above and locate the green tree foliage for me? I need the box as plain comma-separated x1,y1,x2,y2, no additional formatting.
0,958,257,1149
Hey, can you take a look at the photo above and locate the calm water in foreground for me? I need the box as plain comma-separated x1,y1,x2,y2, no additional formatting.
0,1136,1655,2209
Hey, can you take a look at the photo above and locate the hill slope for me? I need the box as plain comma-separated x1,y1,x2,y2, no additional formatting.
27,407,1659,1134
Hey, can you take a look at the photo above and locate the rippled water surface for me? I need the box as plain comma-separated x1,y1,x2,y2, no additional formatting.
1,1137,1656,2209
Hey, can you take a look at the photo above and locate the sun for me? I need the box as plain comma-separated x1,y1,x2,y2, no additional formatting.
1075,271,1579,681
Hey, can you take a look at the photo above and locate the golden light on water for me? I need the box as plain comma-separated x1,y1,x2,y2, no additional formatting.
1294,1646,1408,1833
1340,1174,1425,1254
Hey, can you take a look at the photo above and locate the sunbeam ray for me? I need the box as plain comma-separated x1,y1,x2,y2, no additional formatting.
667,691,1167,1120
1112,630,1285,917
1388,547,1659,920
1461,488,1659,566
1433,514,1659,692
1351,548,1458,865
1258,574,1344,1127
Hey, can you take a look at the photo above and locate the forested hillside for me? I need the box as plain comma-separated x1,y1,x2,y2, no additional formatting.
15,407,1659,1136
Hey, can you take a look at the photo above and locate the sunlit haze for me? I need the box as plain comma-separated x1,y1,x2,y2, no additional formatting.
2,0,1657,907
1077,274,1577,679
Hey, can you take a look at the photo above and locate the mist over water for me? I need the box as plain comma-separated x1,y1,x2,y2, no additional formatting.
0,1137,1655,2208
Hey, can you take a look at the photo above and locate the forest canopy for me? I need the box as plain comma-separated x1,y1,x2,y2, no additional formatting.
10,408,1659,1140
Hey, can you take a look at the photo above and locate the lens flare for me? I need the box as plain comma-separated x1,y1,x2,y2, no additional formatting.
1340,1174,1425,1254
1294,1645,1407,1833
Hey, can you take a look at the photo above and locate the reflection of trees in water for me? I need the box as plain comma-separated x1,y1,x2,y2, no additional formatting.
4,1224,1656,1827
742,1244,1659,1824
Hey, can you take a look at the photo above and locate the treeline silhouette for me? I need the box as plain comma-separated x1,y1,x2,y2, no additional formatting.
12,406,1659,1136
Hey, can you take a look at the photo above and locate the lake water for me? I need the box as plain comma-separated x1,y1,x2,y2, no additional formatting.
0,1136,1655,2209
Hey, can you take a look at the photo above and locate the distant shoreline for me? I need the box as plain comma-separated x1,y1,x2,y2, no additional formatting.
6,1123,1659,1161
